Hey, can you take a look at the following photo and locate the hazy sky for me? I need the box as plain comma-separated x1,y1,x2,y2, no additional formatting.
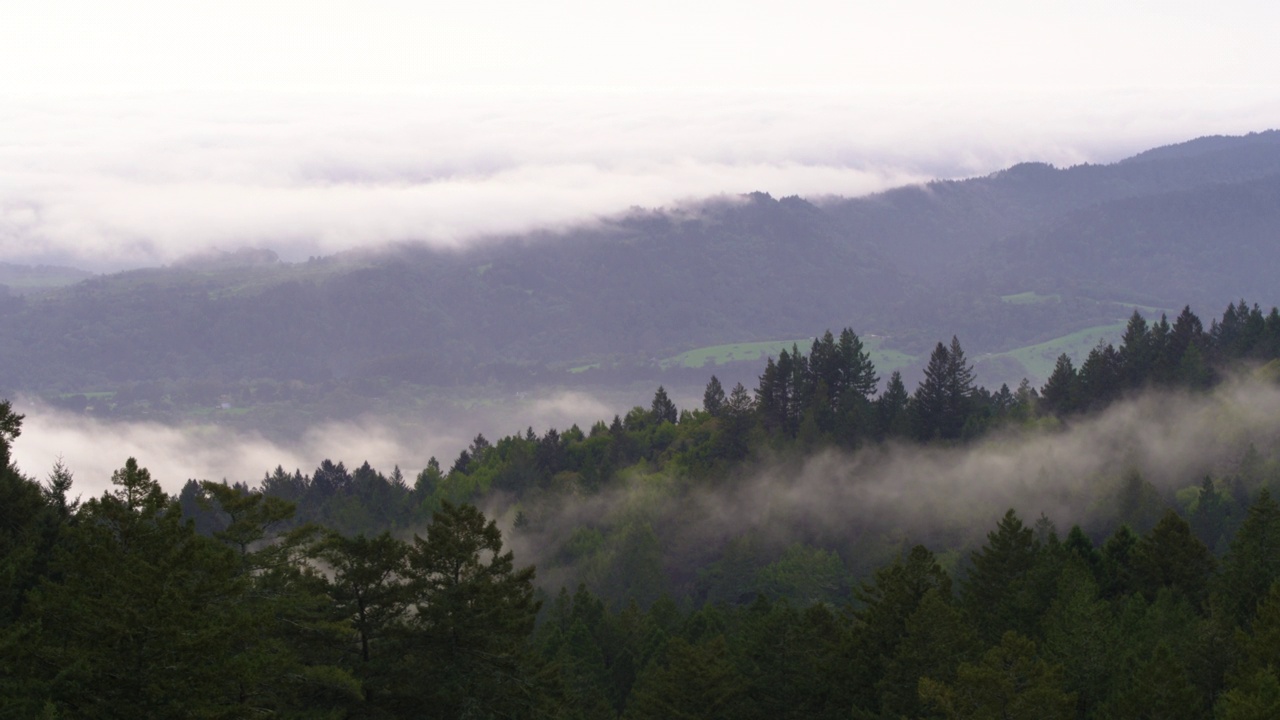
3,1,1278,268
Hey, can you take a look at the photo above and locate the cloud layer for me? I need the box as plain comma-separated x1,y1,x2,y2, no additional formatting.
4,89,1277,270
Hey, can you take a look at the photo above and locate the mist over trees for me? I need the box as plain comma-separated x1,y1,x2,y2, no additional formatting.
10,131,1280,715
9,297,1280,715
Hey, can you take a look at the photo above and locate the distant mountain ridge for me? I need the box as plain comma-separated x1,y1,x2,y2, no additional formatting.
2,130,1279,407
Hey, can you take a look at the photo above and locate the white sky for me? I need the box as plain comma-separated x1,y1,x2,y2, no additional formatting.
2,1,1279,268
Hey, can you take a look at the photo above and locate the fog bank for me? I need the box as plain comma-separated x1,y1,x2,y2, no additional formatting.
4,89,1277,270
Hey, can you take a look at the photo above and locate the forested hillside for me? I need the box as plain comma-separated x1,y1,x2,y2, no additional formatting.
7,300,1280,716
3,131,1280,425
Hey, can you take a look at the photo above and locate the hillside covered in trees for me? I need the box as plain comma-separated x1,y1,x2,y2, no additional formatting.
4,131,1280,431
7,300,1280,716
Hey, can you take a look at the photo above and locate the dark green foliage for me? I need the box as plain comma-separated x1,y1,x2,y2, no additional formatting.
16,459,275,717
650,386,678,426
0,399,21,468
1078,341,1124,411
1191,476,1232,552
1039,353,1079,417
391,501,544,718
1041,562,1118,718
310,530,408,705
733,599,846,720
1131,510,1216,607
1099,642,1204,720
919,632,1076,720
961,509,1042,643
1218,490,1280,626
875,370,911,439
703,375,726,417
1101,524,1140,599
913,337,976,441
1218,582,1280,718
623,635,748,720
850,545,953,714
877,588,981,719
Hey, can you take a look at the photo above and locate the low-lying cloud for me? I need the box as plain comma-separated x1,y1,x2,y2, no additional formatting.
4,88,1278,270
10,374,1280,586
509,375,1280,580
8,388,642,499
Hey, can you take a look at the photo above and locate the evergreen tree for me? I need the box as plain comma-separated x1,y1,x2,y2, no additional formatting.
20,459,350,717
1190,476,1230,551
919,632,1075,720
877,587,981,720
622,635,748,720
961,509,1041,643
650,386,678,425
702,375,726,417
1078,341,1123,410
1100,642,1203,720
1041,562,1118,718
394,502,543,718
756,356,791,435
1039,353,1079,417
311,530,410,706
914,342,953,441
849,545,951,714
1119,310,1154,389
1217,582,1280,718
1130,509,1216,607
1218,490,1280,626
0,415,62,628
876,370,910,439
838,328,879,401
913,337,975,440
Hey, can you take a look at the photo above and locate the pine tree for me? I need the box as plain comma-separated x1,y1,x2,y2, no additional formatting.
961,509,1040,643
913,337,975,440
838,328,879,401
1219,490,1280,626
1042,562,1118,718
1120,310,1154,389
1078,341,1123,410
914,341,952,440
1039,353,1079,417
22,459,348,717
650,386,678,425
1130,509,1216,607
702,375,726,417
311,531,410,705
876,370,910,439
1217,582,1280,718
395,502,543,718
622,636,748,719
1100,643,1204,720
878,587,981,719
919,632,1076,720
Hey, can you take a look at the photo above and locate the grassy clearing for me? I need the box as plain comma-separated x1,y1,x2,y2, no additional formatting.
1000,291,1061,305
660,335,915,375
661,338,814,369
986,322,1128,381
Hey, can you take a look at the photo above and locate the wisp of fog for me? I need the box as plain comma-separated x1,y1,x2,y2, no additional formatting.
10,376,1280,579
507,374,1280,577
